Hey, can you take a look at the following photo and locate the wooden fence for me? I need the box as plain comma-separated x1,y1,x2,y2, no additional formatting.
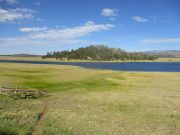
0,87,46,99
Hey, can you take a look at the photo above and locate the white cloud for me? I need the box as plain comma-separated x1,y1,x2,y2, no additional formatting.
0,8,36,22
150,15,169,23
109,17,116,21
6,0,17,4
0,0,18,4
141,38,180,44
101,8,118,17
34,2,40,5
0,21,114,46
19,27,47,33
85,21,95,25
0,37,97,46
30,21,114,39
132,16,149,22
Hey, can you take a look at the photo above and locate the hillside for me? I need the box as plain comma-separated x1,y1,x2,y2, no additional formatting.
42,45,156,61
146,50,180,58
0,54,41,57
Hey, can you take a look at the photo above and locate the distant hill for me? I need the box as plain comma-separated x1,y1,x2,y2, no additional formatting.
0,54,41,57
145,50,180,58
42,45,157,61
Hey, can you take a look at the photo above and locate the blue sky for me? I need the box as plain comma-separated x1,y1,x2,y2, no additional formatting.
0,0,180,54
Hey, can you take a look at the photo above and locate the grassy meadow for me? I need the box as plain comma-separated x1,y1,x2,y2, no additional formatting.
0,62,180,135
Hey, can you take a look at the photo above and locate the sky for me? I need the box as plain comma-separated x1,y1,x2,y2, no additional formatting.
0,0,180,55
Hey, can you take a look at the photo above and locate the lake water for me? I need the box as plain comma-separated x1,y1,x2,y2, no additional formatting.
0,60,180,72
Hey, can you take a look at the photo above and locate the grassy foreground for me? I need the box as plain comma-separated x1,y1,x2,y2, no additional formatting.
0,63,179,135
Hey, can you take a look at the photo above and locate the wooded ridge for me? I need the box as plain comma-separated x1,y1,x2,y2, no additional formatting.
42,45,157,61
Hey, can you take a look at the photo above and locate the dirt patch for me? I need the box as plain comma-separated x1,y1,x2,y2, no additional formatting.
31,104,47,135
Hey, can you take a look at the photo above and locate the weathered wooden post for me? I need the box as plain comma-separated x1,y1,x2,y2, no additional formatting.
27,91,29,99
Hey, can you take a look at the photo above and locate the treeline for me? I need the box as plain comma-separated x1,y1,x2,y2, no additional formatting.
42,45,157,61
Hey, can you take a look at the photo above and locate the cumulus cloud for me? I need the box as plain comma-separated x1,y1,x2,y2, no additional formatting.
0,37,97,47
132,16,149,22
19,27,47,33
0,8,36,22
101,8,118,17
30,21,114,39
0,0,18,4
0,21,114,46
34,2,40,5
141,38,180,44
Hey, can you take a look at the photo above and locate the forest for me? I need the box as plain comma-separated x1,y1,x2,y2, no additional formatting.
42,45,157,61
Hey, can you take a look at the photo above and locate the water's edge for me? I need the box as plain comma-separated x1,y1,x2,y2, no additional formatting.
0,60,180,72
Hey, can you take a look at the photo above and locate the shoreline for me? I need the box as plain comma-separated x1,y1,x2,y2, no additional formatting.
0,59,180,72
0,56,180,62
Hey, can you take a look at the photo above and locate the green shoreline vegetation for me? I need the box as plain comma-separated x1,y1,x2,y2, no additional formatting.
1,45,180,62
42,45,157,61
0,62,180,135
1,56,180,62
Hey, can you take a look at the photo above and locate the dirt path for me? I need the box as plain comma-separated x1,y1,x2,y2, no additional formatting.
31,104,47,135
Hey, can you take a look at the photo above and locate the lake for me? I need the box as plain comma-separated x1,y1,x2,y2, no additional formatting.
0,60,180,72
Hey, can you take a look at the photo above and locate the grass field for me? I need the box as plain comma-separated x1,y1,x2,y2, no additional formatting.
0,62,180,135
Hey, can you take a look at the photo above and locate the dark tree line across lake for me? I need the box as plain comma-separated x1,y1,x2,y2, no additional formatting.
42,45,157,61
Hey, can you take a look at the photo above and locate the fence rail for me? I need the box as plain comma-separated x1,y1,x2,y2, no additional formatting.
0,87,46,99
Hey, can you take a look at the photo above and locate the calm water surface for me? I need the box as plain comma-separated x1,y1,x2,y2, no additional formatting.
0,60,180,72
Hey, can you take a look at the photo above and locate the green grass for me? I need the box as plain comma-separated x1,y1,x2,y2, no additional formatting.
0,63,180,135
